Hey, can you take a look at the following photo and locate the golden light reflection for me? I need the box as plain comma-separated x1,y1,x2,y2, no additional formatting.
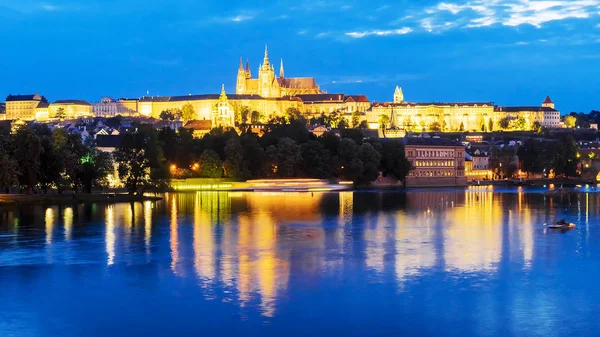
193,194,216,282
395,212,436,282
144,201,152,256
364,214,388,273
170,194,180,274
63,207,73,241
444,191,502,272
339,192,353,225
106,205,115,266
45,207,54,245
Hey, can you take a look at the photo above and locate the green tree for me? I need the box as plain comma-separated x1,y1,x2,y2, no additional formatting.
181,103,196,121
285,107,303,122
265,138,302,178
160,110,175,121
0,152,18,193
223,138,245,180
488,119,494,132
300,140,330,178
499,117,510,130
513,117,527,130
114,133,151,194
356,142,381,185
13,127,42,193
459,121,465,132
55,107,66,120
564,115,577,128
351,110,361,129
250,110,262,124
380,139,412,182
80,150,114,193
199,149,223,178
429,122,442,132
553,135,579,177
240,106,250,124
379,115,390,129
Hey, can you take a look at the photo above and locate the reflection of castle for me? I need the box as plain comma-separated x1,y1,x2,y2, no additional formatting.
236,46,322,98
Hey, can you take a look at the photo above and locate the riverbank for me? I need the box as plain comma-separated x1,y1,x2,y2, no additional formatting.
0,193,162,206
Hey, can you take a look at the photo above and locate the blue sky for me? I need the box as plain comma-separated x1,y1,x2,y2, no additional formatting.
1,0,599,113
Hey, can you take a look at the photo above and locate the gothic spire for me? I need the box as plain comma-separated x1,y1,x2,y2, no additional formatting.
245,59,251,78
279,58,284,78
219,84,228,101
239,57,243,71
263,44,270,67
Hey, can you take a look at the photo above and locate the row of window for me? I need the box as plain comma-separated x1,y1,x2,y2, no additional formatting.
409,150,457,158
415,160,456,167
410,171,455,177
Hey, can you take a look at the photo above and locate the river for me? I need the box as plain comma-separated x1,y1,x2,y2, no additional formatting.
1,188,598,336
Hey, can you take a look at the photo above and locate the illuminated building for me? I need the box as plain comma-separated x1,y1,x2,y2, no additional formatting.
5,93,48,120
236,46,321,98
465,150,491,181
404,138,467,187
368,87,561,132
0,103,5,120
48,100,93,119
92,97,139,117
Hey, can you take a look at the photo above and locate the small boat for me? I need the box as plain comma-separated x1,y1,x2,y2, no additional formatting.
545,222,576,229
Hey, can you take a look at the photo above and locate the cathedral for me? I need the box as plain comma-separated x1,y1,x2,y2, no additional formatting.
236,46,322,98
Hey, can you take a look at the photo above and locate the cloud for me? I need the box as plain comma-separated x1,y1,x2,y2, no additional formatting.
0,1,69,13
345,27,413,38
229,14,254,23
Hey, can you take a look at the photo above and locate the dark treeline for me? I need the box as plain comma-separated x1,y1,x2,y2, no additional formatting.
0,125,113,194
114,119,412,193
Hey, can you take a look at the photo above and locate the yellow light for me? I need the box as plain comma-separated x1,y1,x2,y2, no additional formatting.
170,164,177,171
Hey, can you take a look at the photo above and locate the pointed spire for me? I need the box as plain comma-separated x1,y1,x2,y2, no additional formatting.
219,84,228,101
263,44,270,66
245,59,251,78
239,57,243,71
279,58,284,78
394,86,404,103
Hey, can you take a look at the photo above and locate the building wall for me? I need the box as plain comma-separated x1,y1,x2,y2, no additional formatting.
368,104,498,132
405,145,467,187
48,103,93,119
6,100,41,120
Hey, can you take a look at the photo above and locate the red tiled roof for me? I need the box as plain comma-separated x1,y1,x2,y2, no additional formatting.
183,120,212,130
543,96,553,104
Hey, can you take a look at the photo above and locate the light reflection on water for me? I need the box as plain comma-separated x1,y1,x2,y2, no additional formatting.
1,190,600,336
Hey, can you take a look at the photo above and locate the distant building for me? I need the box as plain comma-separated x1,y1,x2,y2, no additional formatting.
92,97,139,117
183,120,213,138
404,137,467,187
496,96,561,128
368,88,561,132
236,46,321,98
48,100,93,119
5,94,47,120
465,149,491,181
0,103,5,121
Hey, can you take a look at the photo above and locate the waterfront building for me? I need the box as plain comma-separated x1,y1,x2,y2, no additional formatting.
465,149,491,181
236,46,321,98
92,97,139,117
404,137,467,187
5,94,48,120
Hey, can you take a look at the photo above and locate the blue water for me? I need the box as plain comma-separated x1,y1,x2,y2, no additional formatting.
1,190,599,337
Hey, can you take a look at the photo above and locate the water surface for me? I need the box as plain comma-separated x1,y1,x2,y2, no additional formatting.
1,189,599,336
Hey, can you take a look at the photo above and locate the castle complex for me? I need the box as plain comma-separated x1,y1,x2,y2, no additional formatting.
1,46,563,132
236,46,321,98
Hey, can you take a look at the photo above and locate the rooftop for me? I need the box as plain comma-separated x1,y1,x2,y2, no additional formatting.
404,137,464,147
54,100,91,106
6,94,44,102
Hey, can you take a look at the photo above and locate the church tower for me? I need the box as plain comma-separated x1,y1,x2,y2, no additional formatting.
258,45,276,98
394,86,404,103
236,57,246,95
542,96,555,109
245,59,251,79
280,59,285,78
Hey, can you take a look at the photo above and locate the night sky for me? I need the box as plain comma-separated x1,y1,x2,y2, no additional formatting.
1,0,599,113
